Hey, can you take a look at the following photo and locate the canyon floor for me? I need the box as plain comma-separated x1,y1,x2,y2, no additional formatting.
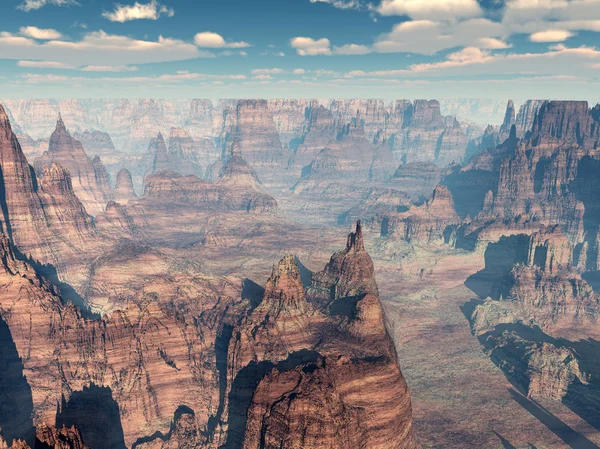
374,242,600,449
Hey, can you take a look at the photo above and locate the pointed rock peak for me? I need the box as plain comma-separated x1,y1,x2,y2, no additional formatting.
0,104,9,126
264,254,307,307
346,220,365,253
92,155,102,165
56,113,67,133
157,132,165,143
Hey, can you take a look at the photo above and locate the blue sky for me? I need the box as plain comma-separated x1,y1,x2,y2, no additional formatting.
0,0,599,100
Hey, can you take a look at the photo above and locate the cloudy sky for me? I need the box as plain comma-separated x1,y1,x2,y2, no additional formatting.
0,0,599,100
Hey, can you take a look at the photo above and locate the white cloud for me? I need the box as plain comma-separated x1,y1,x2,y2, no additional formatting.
373,18,506,54
17,0,78,12
378,0,483,20
290,37,332,56
293,68,305,74
102,1,174,22
0,30,209,66
333,43,372,55
17,60,72,69
252,68,285,75
193,32,250,48
309,0,365,9
81,65,139,72
530,29,574,42
19,26,62,40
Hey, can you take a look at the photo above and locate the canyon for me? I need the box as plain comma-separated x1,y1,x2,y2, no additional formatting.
0,96,599,449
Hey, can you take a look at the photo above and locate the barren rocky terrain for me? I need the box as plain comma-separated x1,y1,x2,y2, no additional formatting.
0,97,599,449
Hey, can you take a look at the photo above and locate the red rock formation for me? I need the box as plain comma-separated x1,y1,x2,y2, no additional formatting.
218,223,416,449
113,168,136,204
383,185,461,245
0,105,97,280
35,424,89,449
224,100,288,189
142,144,278,214
34,117,113,215
500,100,516,136
151,132,170,174
167,127,209,178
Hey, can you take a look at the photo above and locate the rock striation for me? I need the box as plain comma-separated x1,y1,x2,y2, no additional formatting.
142,144,277,213
34,117,113,215
113,168,137,204
217,222,416,449
0,105,97,280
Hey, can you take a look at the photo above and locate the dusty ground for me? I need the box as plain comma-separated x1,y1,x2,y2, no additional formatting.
374,239,600,449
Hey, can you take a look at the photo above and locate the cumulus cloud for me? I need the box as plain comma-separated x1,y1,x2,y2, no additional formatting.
530,29,575,42
193,32,250,49
17,0,78,12
19,26,62,40
102,1,174,22
373,18,507,54
344,44,600,79
377,0,483,20
0,30,209,67
290,37,332,56
333,44,372,55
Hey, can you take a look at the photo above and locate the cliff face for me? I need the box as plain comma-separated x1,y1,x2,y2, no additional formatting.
224,100,289,190
0,220,416,449
142,144,278,213
220,223,416,449
34,117,113,216
167,127,210,178
0,106,97,279
381,185,461,245
113,168,137,204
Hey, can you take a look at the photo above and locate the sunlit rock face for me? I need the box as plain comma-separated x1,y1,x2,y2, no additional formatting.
34,117,113,216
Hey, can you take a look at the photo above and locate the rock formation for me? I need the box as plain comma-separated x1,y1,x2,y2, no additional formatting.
0,105,97,281
113,168,137,204
34,117,113,215
142,144,277,213
167,127,208,178
0,218,416,449
223,100,289,190
381,185,461,244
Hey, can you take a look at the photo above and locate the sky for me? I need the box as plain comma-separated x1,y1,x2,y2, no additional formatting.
0,0,599,100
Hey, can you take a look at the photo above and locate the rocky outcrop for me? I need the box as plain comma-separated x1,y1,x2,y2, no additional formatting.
500,100,516,136
73,130,116,157
267,99,310,146
166,127,207,178
151,132,170,174
340,187,411,230
186,99,214,139
34,117,113,215
0,105,97,279
515,100,546,137
292,103,337,175
531,101,600,149
113,168,137,204
223,100,289,189
382,185,461,244
220,223,416,449
142,144,277,213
